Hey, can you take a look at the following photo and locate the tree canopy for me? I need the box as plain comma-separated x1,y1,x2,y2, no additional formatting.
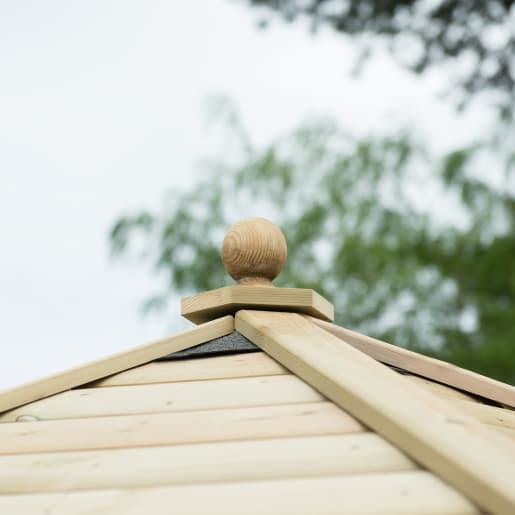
246,0,515,116
110,106,515,384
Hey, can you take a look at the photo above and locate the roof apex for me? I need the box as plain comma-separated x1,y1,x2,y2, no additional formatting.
181,218,334,324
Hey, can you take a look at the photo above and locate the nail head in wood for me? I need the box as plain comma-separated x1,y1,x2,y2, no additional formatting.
221,217,287,286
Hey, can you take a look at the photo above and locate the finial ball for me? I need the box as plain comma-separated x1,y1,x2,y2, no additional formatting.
221,218,287,286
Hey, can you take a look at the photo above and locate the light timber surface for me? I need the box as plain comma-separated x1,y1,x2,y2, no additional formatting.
0,316,234,415
404,375,515,431
238,311,515,515
0,433,416,494
450,399,515,431
182,285,334,324
0,375,323,422
0,471,478,515
88,352,288,387
403,375,478,402
309,316,515,408
0,402,363,455
496,426,515,441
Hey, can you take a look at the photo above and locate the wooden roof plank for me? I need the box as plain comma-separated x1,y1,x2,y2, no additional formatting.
0,471,478,515
87,352,288,387
0,316,234,415
308,316,515,408
0,375,323,422
404,375,515,432
402,375,479,402
237,310,515,515
450,399,515,431
0,433,416,494
0,402,363,455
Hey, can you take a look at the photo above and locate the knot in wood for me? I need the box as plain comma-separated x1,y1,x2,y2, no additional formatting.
221,218,287,286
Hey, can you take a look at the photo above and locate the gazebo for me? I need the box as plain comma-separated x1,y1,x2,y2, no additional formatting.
0,218,514,514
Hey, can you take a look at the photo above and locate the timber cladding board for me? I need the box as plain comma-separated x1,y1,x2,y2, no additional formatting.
0,433,416,494
309,316,515,408
0,316,234,415
181,285,334,324
0,402,364,455
451,400,515,431
236,310,515,515
0,472,479,515
87,352,288,387
402,374,479,402
0,375,324,422
404,374,515,433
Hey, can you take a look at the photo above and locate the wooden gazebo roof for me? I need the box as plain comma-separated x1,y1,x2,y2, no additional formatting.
0,218,514,515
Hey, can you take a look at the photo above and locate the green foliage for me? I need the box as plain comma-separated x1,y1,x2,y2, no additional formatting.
110,106,515,384
245,0,515,117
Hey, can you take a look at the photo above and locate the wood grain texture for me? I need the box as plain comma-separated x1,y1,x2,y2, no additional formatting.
0,433,416,494
403,375,478,402
221,217,287,286
309,316,515,408
237,311,515,515
0,375,323,422
495,426,515,441
0,316,234,415
0,471,478,515
450,400,515,431
88,352,288,387
0,402,363,455
182,285,334,324
404,375,515,432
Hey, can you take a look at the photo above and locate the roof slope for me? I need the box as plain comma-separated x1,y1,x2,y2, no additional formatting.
0,315,514,513
0,327,479,515
236,310,515,515
310,316,515,408
0,316,234,414
1,218,514,514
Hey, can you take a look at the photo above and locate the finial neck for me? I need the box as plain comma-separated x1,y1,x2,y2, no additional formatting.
236,276,275,287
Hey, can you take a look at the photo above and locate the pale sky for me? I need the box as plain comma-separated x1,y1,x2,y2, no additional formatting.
0,0,494,390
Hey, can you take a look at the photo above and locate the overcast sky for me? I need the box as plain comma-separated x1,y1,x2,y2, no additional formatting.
0,0,494,390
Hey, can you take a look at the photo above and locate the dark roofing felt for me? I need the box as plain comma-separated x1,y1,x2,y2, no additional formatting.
158,331,258,360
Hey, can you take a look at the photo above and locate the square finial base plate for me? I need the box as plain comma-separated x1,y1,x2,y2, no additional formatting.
181,285,334,325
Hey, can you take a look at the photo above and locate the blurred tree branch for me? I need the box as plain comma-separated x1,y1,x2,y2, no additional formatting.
245,0,515,118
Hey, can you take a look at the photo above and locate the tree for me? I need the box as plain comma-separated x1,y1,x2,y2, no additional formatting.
245,0,515,117
110,104,515,384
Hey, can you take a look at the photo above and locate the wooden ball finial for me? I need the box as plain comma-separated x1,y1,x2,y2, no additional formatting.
221,218,287,286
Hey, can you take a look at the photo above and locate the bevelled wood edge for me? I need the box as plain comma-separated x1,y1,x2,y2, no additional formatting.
0,316,234,415
236,310,515,515
181,286,334,324
307,316,515,409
